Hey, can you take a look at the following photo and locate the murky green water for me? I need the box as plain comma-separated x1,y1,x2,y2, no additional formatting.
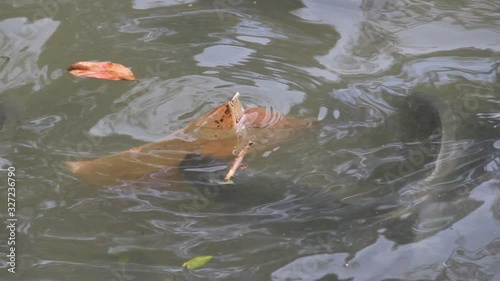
1,0,500,280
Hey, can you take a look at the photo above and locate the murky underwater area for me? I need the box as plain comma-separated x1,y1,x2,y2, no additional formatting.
0,0,499,280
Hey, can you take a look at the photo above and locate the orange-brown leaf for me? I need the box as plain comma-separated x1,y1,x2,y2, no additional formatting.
67,61,137,81
184,93,245,140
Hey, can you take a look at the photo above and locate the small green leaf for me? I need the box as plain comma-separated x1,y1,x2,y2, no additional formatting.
118,253,130,266
182,255,213,269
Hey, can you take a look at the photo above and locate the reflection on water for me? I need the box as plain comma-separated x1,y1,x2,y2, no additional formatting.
0,17,60,91
0,0,499,280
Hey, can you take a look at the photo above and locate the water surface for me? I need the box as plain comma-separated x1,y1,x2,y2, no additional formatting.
0,0,499,280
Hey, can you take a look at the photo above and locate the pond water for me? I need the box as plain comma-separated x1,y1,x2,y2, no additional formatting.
1,0,499,280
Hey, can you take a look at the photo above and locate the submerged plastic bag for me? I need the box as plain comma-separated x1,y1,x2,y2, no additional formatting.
67,93,318,186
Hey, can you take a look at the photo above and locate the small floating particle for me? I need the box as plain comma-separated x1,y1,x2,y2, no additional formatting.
129,147,141,153
333,109,340,119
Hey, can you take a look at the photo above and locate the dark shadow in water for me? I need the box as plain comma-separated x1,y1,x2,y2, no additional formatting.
178,153,349,213
177,90,494,249
0,98,22,141
368,91,500,245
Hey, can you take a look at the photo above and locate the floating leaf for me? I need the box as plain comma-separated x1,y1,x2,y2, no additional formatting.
182,256,213,269
66,93,319,186
185,92,246,140
67,61,136,81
